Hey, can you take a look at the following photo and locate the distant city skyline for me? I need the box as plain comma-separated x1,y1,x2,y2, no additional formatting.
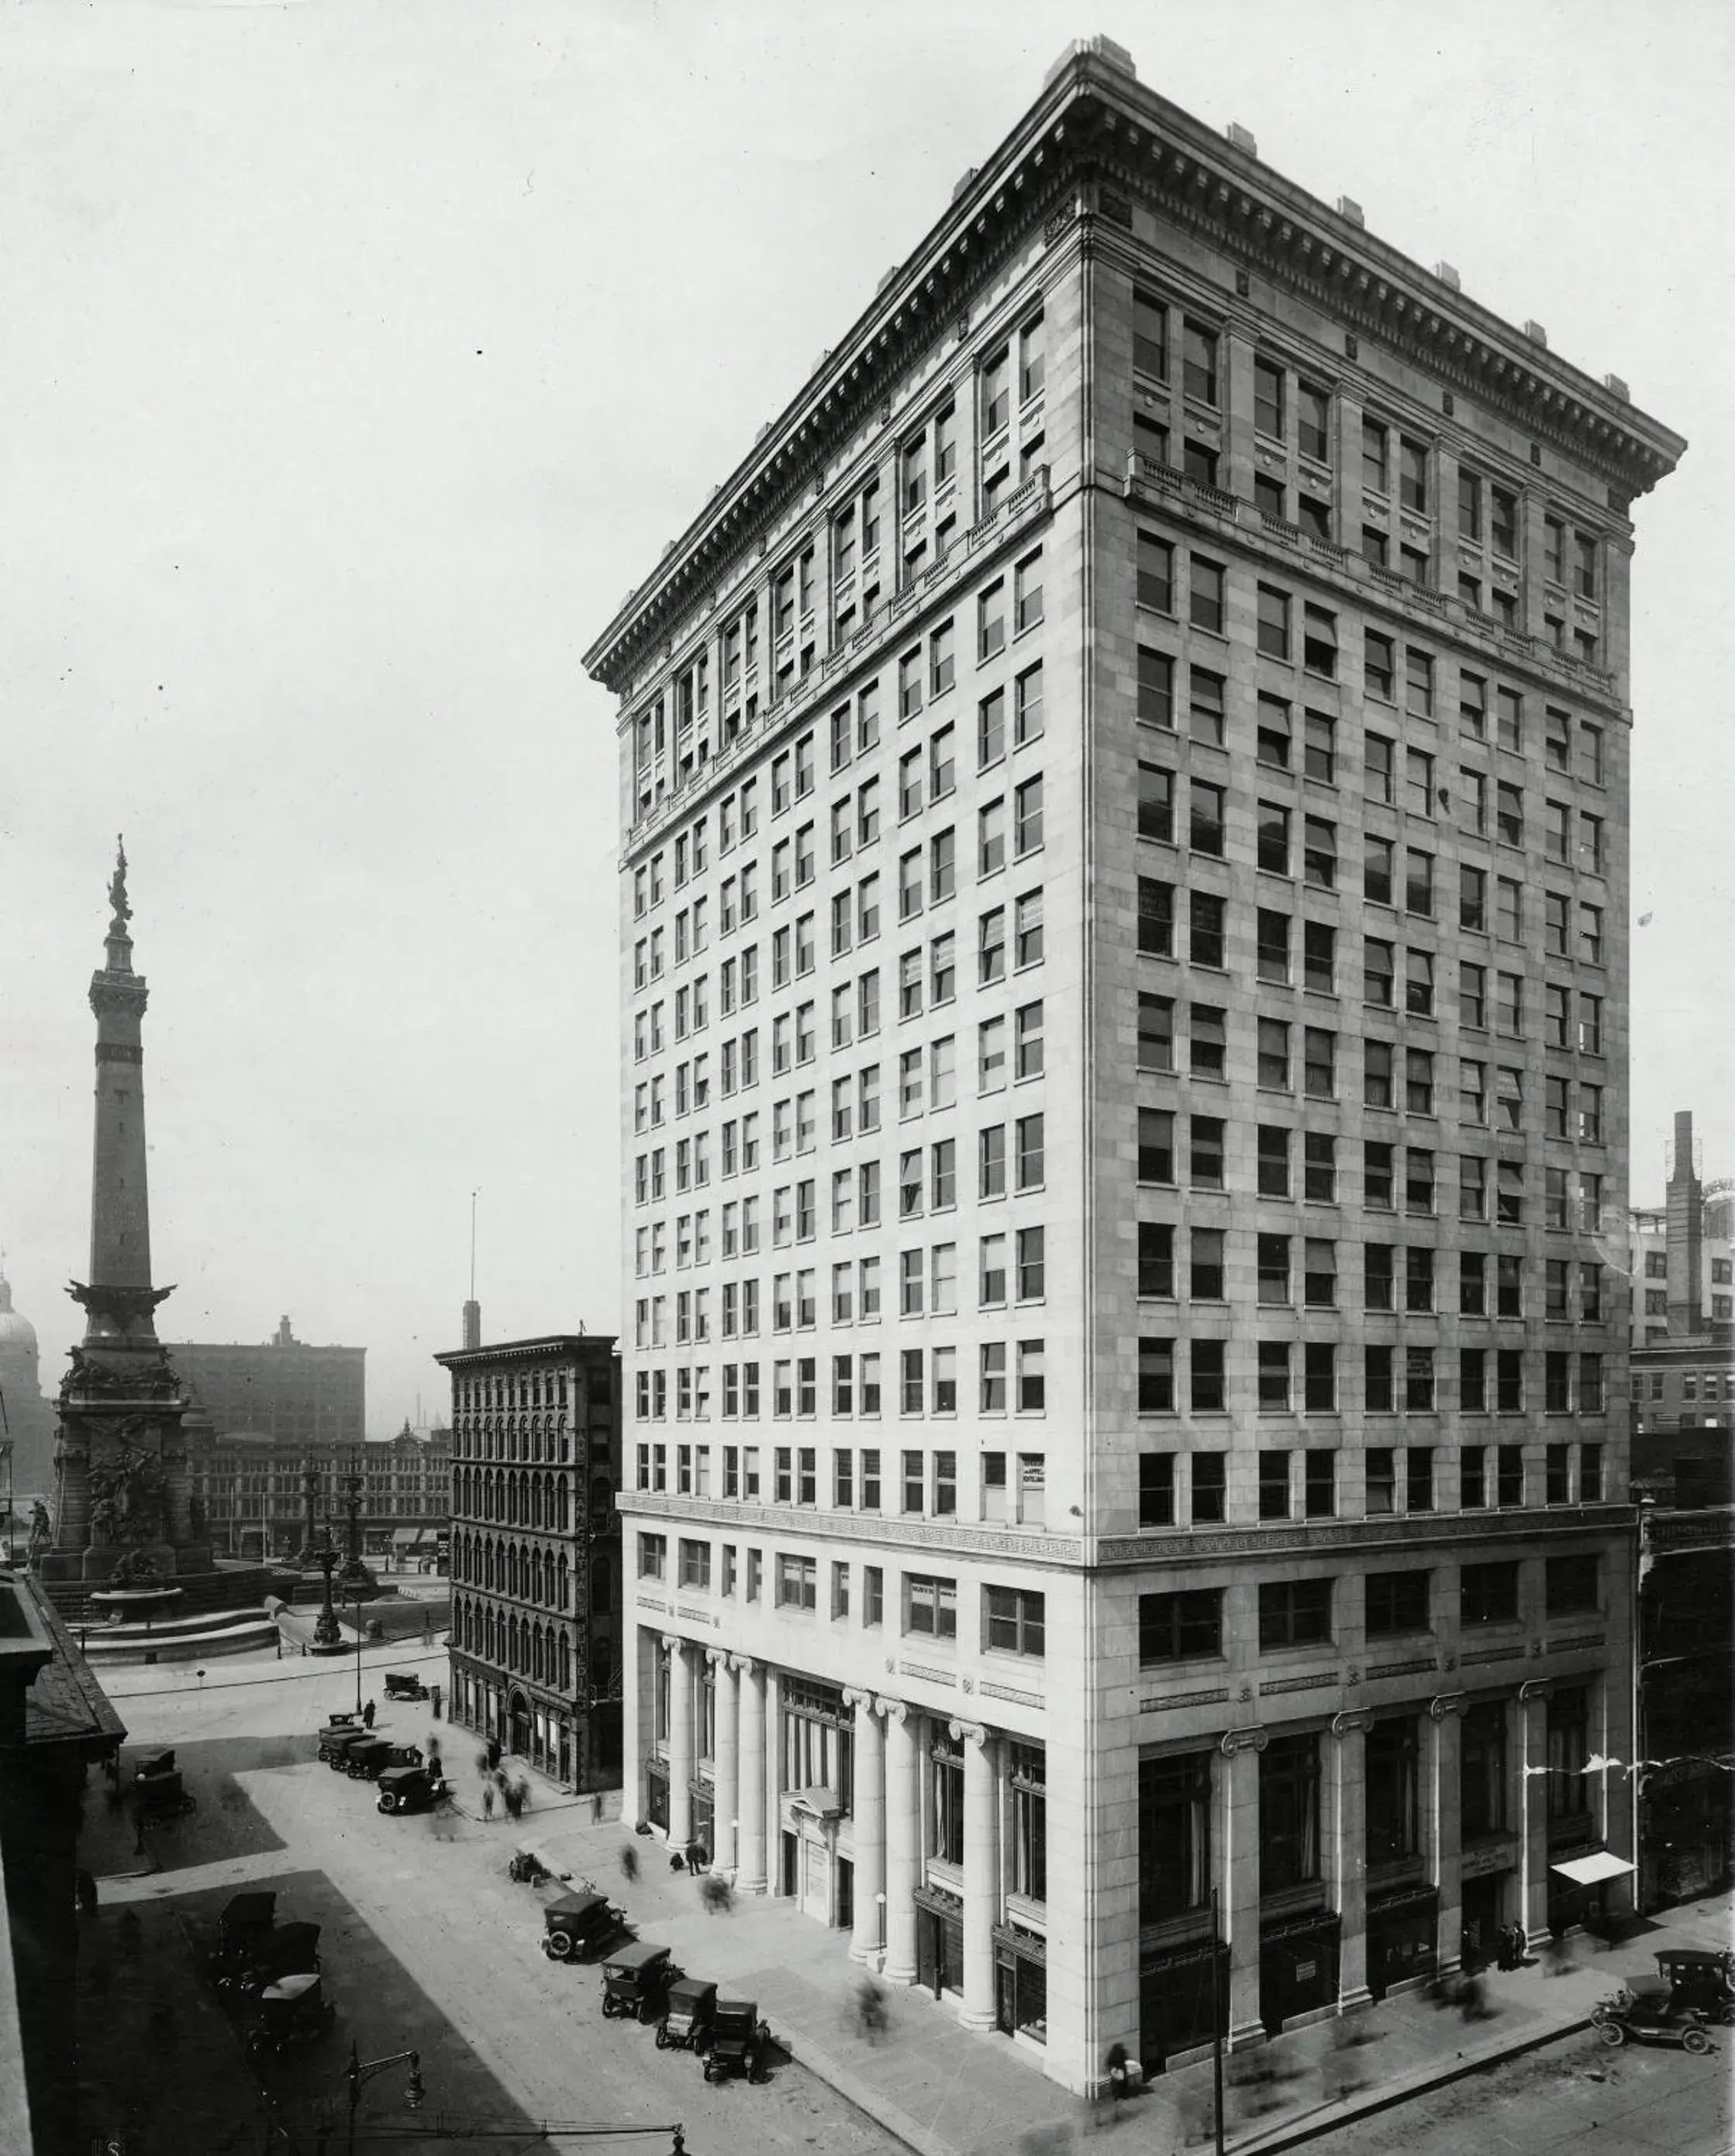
3,1,1730,1437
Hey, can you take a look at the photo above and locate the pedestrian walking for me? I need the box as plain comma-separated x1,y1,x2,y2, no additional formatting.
590,1792,602,1825
620,1844,640,1884
482,1782,495,1822
487,1737,502,1771
503,1782,523,1823
1105,2041,1131,2101
361,1698,377,1730
514,1776,532,1815
699,1874,733,1915
1541,1931,1572,1978
685,1837,705,1874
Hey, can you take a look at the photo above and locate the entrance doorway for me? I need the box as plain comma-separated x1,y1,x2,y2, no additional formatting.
835,1857,854,1934
1461,1873,1506,1971
780,1831,799,1898
509,1691,531,1758
917,1903,964,1998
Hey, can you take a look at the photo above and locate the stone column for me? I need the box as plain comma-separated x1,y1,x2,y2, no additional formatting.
735,1658,767,1894
953,1720,997,2029
764,1668,784,1892
847,1689,886,1965
1330,1711,1375,2009
1429,1695,1468,1978
664,1635,694,1848
1219,1729,1266,2049
711,1651,740,1878
1518,1682,1554,1943
882,1701,920,1984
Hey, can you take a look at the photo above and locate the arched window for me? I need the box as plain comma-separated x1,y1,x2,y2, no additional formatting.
591,1474,612,1522
557,1553,569,1610
559,1632,571,1691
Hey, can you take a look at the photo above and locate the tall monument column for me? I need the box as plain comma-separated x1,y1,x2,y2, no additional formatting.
41,842,213,1592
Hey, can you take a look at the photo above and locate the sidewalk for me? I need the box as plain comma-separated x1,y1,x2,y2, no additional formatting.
512,1798,1735,2156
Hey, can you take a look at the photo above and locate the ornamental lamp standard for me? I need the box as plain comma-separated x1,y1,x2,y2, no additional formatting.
341,2040,423,2156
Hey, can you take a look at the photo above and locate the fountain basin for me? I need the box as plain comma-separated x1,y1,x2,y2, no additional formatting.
89,1585,185,1624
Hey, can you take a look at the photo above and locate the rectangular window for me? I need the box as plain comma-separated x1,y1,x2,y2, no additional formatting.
1259,1578,1333,1648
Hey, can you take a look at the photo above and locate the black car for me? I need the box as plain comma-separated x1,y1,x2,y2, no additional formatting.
542,1890,629,1961
376,1764,448,1814
657,1977,718,2053
704,1998,771,2083
384,1671,429,1702
601,1942,679,2023
1593,1978,1716,2054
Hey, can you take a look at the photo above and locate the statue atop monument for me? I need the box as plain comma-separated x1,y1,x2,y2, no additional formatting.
108,834,131,933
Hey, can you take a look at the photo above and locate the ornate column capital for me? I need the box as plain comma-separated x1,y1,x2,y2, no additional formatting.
1331,1709,1376,1739
661,1632,685,1655
947,1718,988,1749
1517,1678,1554,1703
1428,1692,1469,1722
705,1646,731,1668
1219,1727,1268,1757
728,1652,760,1677
877,1695,909,1727
843,1685,881,1714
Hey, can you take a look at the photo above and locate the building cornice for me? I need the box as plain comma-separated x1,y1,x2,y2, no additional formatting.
436,1335,619,1368
583,49,1683,696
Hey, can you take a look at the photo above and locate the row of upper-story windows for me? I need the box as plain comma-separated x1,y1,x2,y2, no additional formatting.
1129,282,1609,595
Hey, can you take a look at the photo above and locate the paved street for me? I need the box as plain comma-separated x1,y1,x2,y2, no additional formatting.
81,1656,886,2156
1319,2023,1732,2156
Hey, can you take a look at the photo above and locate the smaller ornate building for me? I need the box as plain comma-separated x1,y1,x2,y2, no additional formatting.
185,1423,453,1567
436,1330,623,1791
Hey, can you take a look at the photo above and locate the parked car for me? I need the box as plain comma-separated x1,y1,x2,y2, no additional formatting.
704,1997,771,2083
1655,1949,1735,2025
246,1970,338,2061
207,1891,278,1988
1593,1978,1716,2054
134,1758,196,1816
657,1977,718,2053
384,1671,429,1702
376,1764,448,1814
601,1942,679,2023
217,1922,323,2002
343,1737,423,1781
542,1889,629,1961
318,1725,374,1768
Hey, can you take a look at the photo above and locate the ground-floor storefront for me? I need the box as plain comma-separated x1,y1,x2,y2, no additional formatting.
626,1623,1633,2096
447,1653,616,1789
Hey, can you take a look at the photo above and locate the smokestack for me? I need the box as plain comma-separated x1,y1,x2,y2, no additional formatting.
461,1299,481,1352
1667,1109,1704,1337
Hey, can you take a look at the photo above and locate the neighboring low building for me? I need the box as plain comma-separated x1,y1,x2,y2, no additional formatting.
1630,1113,1734,1506
0,1564,126,2154
185,1423,453,1567
436,1329,623,1791
1630,1112,1735,1911
167,1315,366,1449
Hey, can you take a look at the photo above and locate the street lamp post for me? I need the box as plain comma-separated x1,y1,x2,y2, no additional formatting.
341,2040,423,2156
353,1595,365,1717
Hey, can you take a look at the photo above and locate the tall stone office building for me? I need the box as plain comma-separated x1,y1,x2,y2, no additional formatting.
582,39,1683,2091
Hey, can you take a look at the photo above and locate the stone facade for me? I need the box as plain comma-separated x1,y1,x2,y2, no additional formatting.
581,41,1683,2093
437,1335,623,1791
185,1422,452,1564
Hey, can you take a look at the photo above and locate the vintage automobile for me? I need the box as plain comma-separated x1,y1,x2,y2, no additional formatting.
542,1889,629,1961
601,1941,679,2023
207,1892,278,1986
383,1670,430,1702
376,1763,449,1815
343,1737,424,1782
133,1751,196,1816
703,1998,771,2084
318,1723,374,1768
246,1970,339,2061
1656,1949,1735,2025
656,1977,718,2053
1593,1977,1716,2053
216,1921,323,2002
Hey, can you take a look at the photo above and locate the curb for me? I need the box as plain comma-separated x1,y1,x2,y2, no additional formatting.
1228,2014,1594,2154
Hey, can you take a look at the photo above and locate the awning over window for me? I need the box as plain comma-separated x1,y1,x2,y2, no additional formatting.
788,1785,843,1820
1549,1851,1636,1886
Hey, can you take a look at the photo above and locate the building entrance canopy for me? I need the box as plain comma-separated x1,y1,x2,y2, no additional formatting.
1549,1851,1636,1886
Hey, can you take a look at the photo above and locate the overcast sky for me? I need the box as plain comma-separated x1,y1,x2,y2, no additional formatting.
4,0,1730,1436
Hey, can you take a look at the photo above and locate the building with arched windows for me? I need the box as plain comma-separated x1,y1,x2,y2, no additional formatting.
436,1330,623,1789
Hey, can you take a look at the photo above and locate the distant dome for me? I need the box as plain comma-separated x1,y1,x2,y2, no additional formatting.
0,1274,39,1355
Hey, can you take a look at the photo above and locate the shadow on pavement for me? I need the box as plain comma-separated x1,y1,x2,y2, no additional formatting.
83,1737,306,1878
79,1865,548,2156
